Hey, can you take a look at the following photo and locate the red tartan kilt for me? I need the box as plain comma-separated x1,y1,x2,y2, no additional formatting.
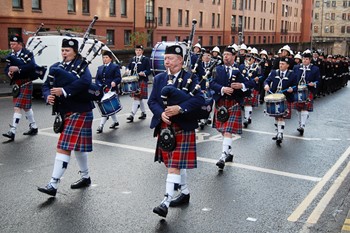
13,82,33,109
157,122,197,169
58,111,93,152
251,89,259,107
214,99,242,135
131,80,148,99
293,92,314,112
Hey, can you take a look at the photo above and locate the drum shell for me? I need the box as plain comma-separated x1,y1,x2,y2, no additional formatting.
150,41,187,76
294,85,308,103
121,76,140,94
97,93,122,117
264,93,287,117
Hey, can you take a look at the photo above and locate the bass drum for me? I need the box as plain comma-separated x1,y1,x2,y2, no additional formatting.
150,41,187,76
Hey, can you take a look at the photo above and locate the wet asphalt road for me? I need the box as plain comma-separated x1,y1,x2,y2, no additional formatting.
1,85,350,233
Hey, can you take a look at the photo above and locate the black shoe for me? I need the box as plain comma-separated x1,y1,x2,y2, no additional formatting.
96,126,103,134
138,112,147,120
225,154,234,162
153,203,168,218
169,193,190,207
216,159,225,170
23,127,38,135
248,118,252,124
2,131,15,141
206,119,212,125
297,127,304,136
126,115,134,123
199,122,205,130
38,184,57,196
243,121,248,128
109,122,119,129
70,177,91,189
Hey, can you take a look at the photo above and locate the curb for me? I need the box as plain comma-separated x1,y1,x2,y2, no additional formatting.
342,217,350,232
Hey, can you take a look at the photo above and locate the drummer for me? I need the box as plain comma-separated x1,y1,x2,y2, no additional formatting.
292,49,320,136
125,45,151,123
95,51,122,134
264,57,297,144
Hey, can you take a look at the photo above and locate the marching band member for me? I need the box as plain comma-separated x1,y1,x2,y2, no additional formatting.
148,45,204,218
239,48,261,128
264,57,297,144
38,38,94,196
126,45,151,123
125,45,151,123
95,51,122,133
293,49,320,136
210,46,254,170
258,49,272,104
2,35,39,142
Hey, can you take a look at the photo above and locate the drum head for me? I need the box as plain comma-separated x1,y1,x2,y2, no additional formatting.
298,85,307,91
264,93,286,102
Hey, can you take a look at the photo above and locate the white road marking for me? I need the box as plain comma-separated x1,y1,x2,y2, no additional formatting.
243,129,322,141
38,131,322,182
288,145,350,222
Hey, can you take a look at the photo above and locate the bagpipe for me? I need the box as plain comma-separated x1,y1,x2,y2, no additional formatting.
161,49,219,121
5,23,47,83
182,19,197,72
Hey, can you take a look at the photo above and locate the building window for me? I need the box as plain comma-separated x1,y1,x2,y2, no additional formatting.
342,13,347,20
199,11,203,27
123,30,130,45
231,36,235,44
161,36,167,41
68,0,76,12
348,13,350,20
110,0,116,16
217,36,221,45
185,10,189,26
209,36,213,46
232,0,237,9
217,14,220,28
212,13,215,28
341,26,345,33
12,0,23,9
332,1,336,7
166,8,171,26
212,0,215,4
146,0,154,20
343,1,348,7
106,30,114,45
315,13,319,20
158,7,163,25
121,0,127,16
331,13,335,20
239,0,243,10
198,36,203,44
231,15,236,30
32,0,41,10
347,26,350,33
324,26,330,33
82,0,89,14
325,13,330,20
178,9,183,26
248,36,251,44
175,36,180,41
314,26,319,33
329,26,334,33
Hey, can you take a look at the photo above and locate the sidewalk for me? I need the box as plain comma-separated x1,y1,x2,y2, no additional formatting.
342,212,350,232
0,82,12,97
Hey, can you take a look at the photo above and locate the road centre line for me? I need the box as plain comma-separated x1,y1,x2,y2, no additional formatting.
39,131,322,182
288,145,350,222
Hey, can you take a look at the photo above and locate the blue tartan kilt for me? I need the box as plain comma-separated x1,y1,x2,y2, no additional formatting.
57,111,93,152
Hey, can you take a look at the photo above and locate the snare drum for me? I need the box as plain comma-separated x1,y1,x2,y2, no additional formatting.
97,92,122,117
294,85,308,103
121,76,139,94
264,93,287,117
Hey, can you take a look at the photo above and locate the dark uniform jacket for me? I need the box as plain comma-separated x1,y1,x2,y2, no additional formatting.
264,69,297,102
127,55,151,82
95,62,121,90
293,64,320,95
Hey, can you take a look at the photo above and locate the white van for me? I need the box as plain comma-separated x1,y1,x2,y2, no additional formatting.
26,34,120,98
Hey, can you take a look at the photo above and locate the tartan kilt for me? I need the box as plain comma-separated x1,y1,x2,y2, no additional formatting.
131,80,148,99
293,92,314,112
13,82,33,109
213,98,242,135
156,122,197,169
57,111,93,152
251,89,259,107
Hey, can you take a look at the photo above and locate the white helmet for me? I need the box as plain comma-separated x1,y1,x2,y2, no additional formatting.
232,43,239,52
250,48,258,55
211,46,221,54
281,45,291,54
240,43,248,51
294,53,302,60
277,49,282,54
247,46,252,51
260,50,268,56
194,43,201,49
